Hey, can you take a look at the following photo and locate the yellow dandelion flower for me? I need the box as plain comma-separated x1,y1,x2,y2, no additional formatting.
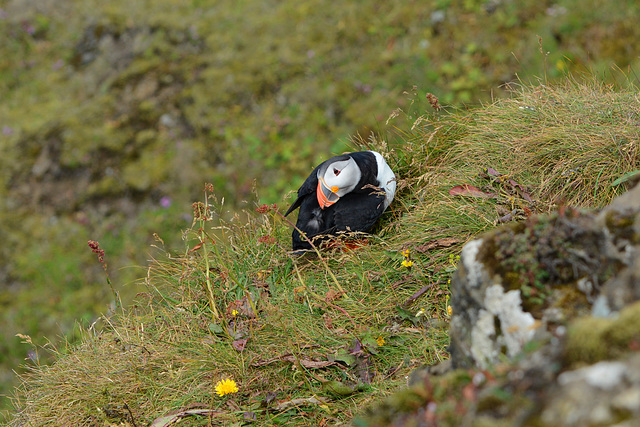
447,305,453,316
376,336,385,346
401,259,414,268
401,249,410,258
215,378,239,397
231,309,239,316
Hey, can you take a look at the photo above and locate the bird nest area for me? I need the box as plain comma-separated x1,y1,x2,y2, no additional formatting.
10,77,640,426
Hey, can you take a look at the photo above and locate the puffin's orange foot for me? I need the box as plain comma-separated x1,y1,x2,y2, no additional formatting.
323,238,369,252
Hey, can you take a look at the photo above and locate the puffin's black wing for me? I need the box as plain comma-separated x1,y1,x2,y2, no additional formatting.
284,162,324,217
290,196,327,250
284,193,305,217
327,186,386,234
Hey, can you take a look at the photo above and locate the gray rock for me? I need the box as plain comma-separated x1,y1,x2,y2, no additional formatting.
450,183,640,369
357,183,640,426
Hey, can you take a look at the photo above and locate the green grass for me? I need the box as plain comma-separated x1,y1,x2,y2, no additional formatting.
7,77,640,425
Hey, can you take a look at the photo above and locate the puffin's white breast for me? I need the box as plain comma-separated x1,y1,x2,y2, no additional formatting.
370,151,396,210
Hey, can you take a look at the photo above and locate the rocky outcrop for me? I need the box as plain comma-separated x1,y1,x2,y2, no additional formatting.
450,182,640,370
356,182,640,426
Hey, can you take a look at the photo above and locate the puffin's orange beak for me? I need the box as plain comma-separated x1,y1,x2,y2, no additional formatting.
317,177,340,209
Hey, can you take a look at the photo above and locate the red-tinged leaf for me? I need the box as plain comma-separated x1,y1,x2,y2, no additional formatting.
257,235,276,244
449,184,495,198
233,338,248,352
486,167,500,177
188,242,203,253
324,289,344,303
415,238,462,252
507,178,523,189
506,178,534,202
507,178,532,196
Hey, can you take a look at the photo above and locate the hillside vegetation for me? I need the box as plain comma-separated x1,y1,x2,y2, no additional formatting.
9,78,640,425
2,0,640,419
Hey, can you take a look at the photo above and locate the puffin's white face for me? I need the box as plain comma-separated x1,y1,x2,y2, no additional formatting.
316,157,361,209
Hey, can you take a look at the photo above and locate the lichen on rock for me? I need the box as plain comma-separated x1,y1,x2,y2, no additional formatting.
471,284,536,368
358,182,640,426
450,184,640,369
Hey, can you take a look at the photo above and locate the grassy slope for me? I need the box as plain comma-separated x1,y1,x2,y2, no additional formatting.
8,78,640,425
2,0,640,411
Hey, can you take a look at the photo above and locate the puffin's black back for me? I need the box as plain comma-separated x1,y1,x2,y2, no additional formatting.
285,151,385,251
346,151,379,189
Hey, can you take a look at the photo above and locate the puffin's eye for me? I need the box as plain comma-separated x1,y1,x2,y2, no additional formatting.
333,168,340,176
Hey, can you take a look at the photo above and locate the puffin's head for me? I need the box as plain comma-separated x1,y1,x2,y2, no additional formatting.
316,155,362,209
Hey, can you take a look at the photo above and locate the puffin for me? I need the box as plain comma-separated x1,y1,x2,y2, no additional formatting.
284,150,396,251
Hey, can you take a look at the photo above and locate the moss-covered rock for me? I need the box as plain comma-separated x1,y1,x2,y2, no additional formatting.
449,184,640,370
358,183,640,426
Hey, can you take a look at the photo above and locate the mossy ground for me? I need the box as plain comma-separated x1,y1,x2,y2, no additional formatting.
7,78,640,425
